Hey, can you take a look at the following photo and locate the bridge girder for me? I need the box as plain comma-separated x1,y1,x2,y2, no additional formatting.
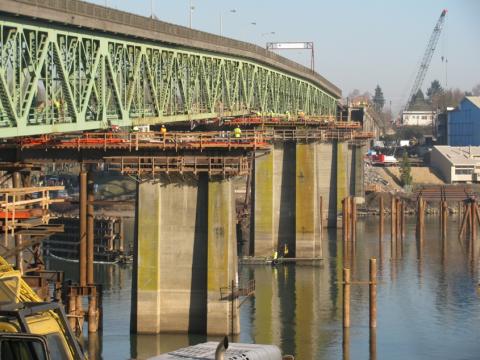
0,17,337,137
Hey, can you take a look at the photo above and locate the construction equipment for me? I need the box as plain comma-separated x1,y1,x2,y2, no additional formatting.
403,9,447,111
0,257,85,359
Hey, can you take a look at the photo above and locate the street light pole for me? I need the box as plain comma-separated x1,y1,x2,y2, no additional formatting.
189,0,194,28
220,9,236,36
220,13,223,36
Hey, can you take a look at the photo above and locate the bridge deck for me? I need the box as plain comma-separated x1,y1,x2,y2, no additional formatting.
0,0,341,138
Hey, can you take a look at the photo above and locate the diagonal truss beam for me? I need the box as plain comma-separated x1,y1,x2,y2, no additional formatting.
0,17,338,138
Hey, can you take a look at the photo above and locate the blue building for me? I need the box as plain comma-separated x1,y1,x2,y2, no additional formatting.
448,96,480,145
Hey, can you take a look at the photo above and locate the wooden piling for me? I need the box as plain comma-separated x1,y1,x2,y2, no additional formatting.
75,293,83,325
345,197,351,244
343,268,351,328
458,201,462,224
471,200,477,258
88,287,98,333
379,197,384,261
369,327,377,360
391,196,396,259
369,258,377,328
342,198,347,265
68,290,77,331
418,198,425,243
342,327,350,360
396,199,402,257
442,201,448,239
459,202,469,240
351,196,357,245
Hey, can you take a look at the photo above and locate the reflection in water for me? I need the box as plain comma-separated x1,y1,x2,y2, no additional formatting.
46,216,480,359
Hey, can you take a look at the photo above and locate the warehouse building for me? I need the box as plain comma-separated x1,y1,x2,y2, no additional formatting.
431,146,480,183
448,96,480,146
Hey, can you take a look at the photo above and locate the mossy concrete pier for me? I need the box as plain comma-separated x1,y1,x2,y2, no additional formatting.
252,141,363,258
131,175,239,335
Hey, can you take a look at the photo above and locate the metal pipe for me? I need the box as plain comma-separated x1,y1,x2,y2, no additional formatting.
79,171,87,287
12,172,23,273
87,171,95,285
215,336,229,360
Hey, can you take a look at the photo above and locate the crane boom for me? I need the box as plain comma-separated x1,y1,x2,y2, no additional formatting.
404,9,447,111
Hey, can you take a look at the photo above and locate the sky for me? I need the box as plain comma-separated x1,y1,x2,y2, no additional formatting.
86,0,479,113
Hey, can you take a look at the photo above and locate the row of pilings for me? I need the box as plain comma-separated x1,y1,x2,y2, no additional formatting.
340,193,479,360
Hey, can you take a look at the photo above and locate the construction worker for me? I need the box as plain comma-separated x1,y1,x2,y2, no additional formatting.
53,99,61,119
160,124,167,137
283,244,289,257
234,125,242,140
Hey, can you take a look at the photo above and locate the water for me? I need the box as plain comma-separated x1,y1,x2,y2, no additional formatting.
47,216,480,359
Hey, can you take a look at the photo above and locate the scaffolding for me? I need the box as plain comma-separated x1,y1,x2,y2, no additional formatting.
104,156,250,177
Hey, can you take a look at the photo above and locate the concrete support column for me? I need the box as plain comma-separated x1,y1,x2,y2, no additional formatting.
295,143,320,258
252,142,325,257
207,178,239,335
252,150,274,257
252,143,296,257
132,175,239,335
131,180,162,334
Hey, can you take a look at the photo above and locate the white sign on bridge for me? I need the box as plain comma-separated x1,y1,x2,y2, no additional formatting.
266,42,315,71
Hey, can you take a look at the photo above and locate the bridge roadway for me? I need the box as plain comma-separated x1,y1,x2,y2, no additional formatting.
0,0,341,138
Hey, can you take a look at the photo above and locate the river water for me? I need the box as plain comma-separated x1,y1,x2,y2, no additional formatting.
47,216,480,359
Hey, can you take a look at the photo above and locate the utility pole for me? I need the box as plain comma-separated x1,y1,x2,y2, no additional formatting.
189,0,193,28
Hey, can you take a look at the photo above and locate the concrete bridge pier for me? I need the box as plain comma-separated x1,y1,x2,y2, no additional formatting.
252,142,323,259
131,174,239,335
252,140,364,258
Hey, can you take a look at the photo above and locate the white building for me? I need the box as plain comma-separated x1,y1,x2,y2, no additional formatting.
431,146,480,183
401,95,435,126
402,110,435,126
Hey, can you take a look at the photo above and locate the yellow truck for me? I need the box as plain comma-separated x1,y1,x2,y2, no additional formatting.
0,257,85,359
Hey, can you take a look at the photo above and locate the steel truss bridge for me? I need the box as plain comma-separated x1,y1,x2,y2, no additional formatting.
0,0,341,138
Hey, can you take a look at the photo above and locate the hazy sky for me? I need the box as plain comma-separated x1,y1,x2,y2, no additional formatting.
87,0,479,113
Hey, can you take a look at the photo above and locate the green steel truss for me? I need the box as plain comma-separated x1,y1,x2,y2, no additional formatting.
0,17,337,137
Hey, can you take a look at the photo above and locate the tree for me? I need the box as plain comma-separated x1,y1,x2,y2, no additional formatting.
426,80,444,101
472,83,480,96
372,85,385,111
399,152,413,187
437,88,465,108
411,89,425,104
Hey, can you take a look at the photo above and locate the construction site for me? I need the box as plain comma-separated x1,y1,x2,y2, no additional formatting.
0,1,478,359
